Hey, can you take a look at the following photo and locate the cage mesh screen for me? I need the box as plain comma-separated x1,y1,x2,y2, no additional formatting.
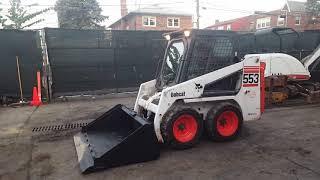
186,37,234,80
212,39,233,57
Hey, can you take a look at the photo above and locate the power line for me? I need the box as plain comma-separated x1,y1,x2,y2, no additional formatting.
203,0,230,8
202,0,259,14
0,1,265,15
0,2,185,8
202,5,254,14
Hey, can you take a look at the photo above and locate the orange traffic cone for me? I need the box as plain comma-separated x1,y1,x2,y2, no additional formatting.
30,87,42,106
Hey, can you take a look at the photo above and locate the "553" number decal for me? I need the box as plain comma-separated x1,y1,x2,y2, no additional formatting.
243,73,259,87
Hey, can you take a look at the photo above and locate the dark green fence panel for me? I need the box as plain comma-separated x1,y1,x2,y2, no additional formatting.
1,28,318,98
45,29,167,96
237,28,320,60
0,30,42,98
49,49,115,93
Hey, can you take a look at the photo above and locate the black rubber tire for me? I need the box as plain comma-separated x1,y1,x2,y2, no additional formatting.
205,102,243,142
161,108,203,150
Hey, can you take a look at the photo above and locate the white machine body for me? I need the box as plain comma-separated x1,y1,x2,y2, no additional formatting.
134,56,263,142
245,53,310,81
303,44,320,71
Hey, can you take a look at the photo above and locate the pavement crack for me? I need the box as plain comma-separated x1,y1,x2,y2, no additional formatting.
247,141,320,177
11,107,38,180
15,107,39,139
286,157,320,176
26,141,34,180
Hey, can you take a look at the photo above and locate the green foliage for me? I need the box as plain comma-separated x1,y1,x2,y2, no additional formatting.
54,0,108,30
306,0,320,16
0,3,6,26
2,0,50,29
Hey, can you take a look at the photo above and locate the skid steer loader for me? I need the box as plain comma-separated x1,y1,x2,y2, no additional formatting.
74,30,265,173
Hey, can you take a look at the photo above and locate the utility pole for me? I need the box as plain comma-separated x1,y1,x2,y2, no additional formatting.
285,10,288,27
196,0,200,29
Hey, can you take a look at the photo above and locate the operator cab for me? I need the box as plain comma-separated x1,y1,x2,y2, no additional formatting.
156,29,242,94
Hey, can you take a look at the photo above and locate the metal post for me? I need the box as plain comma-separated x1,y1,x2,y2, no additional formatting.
16,56,24,101
196,0,200,29
39,29,52,102
285,10,288,27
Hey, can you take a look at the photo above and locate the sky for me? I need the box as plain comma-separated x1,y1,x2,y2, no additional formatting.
0,0,307,29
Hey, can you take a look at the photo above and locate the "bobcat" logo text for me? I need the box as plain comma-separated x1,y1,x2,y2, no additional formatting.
171,92,186,97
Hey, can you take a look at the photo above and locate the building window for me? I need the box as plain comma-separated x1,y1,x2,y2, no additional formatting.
266,21,271,27
277,15,285,26
167,17,180,28
295,16,301,25
217,26,224,30
256,17,271,29
257,23,261,29
226,24,231,30
249,22,255,30
142,16,156,27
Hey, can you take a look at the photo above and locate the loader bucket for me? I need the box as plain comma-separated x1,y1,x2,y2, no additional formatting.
73,104,160,174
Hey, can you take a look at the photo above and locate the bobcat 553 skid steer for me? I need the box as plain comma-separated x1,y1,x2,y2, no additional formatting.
74,30,266,173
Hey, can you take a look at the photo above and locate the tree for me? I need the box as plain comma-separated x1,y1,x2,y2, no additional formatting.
2,0,50,29
54,0,108,30
306,0,320,17
0,3,6,26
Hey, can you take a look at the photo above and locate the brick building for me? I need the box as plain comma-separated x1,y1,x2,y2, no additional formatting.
206,0,320,32
109,4,193,31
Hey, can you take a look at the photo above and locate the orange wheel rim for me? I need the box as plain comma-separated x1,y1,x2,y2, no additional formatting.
173,114,198,143
216,111,239,137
